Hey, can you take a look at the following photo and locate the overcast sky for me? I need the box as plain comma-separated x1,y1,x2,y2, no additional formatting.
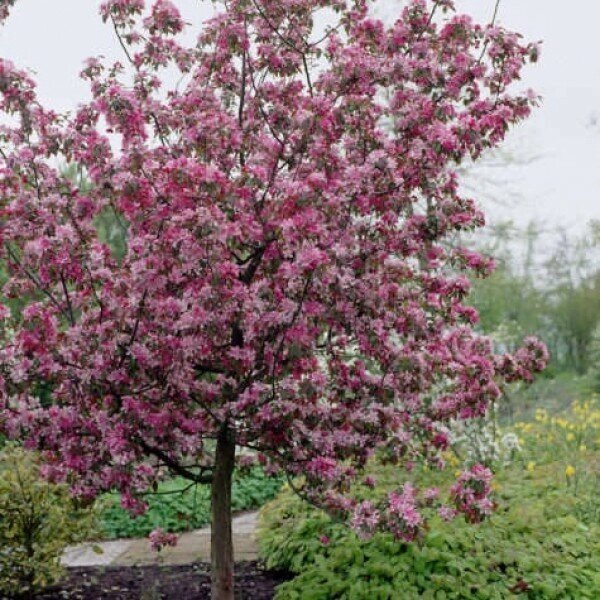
0,0,598,232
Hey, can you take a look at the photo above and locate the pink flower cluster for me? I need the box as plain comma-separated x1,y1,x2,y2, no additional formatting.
384,483,422,542
149,528,178,552
350,483,457,542
497,338,550,383
351,500,381,540
143,0,183,36
0,0,16,25
450,464,494,523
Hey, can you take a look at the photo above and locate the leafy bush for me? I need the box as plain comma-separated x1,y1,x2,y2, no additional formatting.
273,518,598,599
101,467,282,539
0,445,97,598
261,478,599,599
258,403,600,599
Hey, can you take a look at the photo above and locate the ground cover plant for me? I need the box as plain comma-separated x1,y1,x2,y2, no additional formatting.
0,0,545,597
258,399,600,598
101,467,282,539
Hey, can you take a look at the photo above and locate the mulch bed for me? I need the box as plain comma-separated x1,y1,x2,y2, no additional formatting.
35,562,291,599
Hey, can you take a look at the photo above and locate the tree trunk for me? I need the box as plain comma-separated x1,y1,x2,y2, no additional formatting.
211,426,236,600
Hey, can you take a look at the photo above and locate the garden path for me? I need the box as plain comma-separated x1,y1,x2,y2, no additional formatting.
61,511,259,567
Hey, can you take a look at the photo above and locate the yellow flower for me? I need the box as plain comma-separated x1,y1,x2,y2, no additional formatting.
579,445,587,452
526,461,535,472
566,432,575,442
565,465,576,478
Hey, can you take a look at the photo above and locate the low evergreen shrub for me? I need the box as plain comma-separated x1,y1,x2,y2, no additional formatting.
0,445,97,598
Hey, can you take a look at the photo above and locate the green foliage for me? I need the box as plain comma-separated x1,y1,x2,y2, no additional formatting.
512,398,600,526
587,325,600,394
470,265,546,354
94,206,128,261
500,372,592,422
549,273,600,374
271,514,599,599
258,405,600,599
262,482,599,599
258,487,342,574
0,445,98,598
101,467,282,539
62,162,129,261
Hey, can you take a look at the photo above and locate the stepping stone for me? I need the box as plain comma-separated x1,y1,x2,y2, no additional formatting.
61,539,131,567
117,512,259,566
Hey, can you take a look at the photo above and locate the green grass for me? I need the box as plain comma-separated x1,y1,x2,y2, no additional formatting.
500,372,594,423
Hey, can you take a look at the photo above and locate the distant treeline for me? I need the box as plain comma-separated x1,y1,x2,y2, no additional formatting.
469,220,600,378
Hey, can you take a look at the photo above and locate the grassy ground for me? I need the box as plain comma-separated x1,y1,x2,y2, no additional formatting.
499,372,594,422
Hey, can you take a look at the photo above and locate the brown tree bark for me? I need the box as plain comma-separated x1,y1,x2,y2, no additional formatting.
211,425,236,600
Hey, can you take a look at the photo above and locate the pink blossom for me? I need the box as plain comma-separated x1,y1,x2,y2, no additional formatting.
450,464,494,523
438,505,457,522
351,501,381,539
424,487,440,502
144,0,183,35
385,483,423,541
149,528,178,552
363,475,376,488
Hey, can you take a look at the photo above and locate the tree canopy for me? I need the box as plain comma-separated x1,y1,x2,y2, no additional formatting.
0,1,546,596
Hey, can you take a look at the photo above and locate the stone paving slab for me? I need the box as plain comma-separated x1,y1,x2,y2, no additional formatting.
61,540,131,567
62,511,259,568
117,511,259,566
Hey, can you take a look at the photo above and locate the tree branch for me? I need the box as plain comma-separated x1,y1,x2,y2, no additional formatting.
138,438,214,484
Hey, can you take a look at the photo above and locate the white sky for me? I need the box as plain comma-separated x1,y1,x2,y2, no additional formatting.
455,0,600,234
0,0,598,232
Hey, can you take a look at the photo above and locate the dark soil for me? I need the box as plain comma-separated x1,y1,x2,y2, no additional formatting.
35,562,291,600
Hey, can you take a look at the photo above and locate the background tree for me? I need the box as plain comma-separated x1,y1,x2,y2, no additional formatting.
544,224,600,373
0,1,545,597
469,220,600,378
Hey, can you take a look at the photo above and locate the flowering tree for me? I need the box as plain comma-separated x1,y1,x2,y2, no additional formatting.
0,0,547,597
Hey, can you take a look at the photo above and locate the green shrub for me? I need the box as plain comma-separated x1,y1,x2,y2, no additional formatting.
259,461,600,599
101,467,282,539
0,445,98,598
258,486,343,574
